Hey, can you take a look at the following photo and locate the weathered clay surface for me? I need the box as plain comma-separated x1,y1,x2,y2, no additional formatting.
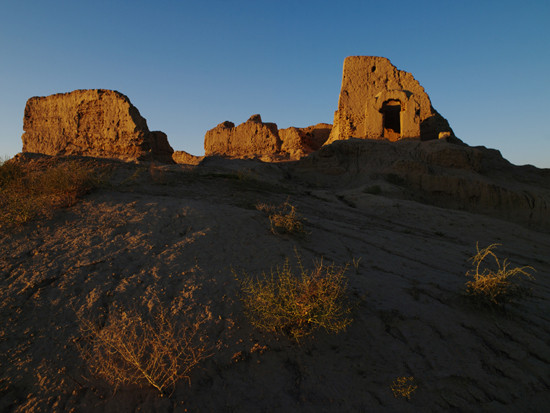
22,89,174,162
204,114,281,159
326,56,454,145
2,153,550,412
279,123,332,159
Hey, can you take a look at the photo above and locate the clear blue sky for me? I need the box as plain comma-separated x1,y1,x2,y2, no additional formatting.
1,0,549,167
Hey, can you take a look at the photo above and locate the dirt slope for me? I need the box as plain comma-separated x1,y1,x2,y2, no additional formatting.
1,152,549,412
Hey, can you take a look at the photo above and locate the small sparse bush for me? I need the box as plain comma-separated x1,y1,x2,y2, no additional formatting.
0,159,102,228
391,376,417,399
256,200,305,235
465,243,535,305
235,255,352,340
76,305,211,395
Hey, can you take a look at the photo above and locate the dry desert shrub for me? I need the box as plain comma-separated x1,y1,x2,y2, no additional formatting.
465,243,535,305
391,376,417,399
235,255,352,341
256,200,305,235
76,305,211,395
0,159,101,228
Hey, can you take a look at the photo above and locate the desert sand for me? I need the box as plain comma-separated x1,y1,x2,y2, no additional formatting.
1,142,549,412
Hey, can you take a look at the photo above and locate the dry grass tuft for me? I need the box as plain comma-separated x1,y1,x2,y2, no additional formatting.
235,255,352,341
391,376,417,399
465,243,535,305
256,200,306,235
76,304,211,395
0,158,102,228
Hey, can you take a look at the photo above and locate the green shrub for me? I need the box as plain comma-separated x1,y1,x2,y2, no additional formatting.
465,243,535,305
235,255,352,340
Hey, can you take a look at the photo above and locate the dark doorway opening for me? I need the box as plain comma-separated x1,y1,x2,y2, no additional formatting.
381,100,401,140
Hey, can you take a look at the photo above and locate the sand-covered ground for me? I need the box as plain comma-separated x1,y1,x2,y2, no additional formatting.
1,153,549,412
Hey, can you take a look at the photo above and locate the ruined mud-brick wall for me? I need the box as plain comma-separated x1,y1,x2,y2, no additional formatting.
279,123,332,159
22,89,174,162
204,114,281,159
172,150,204,165
204,114,330,160
326,56,453,145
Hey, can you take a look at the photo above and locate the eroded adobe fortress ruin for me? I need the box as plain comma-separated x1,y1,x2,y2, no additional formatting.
21,89,174,163
20,56,455,162
15,58,550,231
204,56,455,159
326,56,453,144
203,114,331,161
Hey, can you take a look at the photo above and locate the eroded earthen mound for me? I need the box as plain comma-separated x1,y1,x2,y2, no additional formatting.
22,89,174,163
2,143,549,412
292,138,550,231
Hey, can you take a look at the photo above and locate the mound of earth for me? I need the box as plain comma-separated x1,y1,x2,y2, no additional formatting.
291,138,550,232
0,149,549,412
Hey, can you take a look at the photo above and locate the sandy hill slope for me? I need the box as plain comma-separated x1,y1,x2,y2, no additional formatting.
1,141,549,412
